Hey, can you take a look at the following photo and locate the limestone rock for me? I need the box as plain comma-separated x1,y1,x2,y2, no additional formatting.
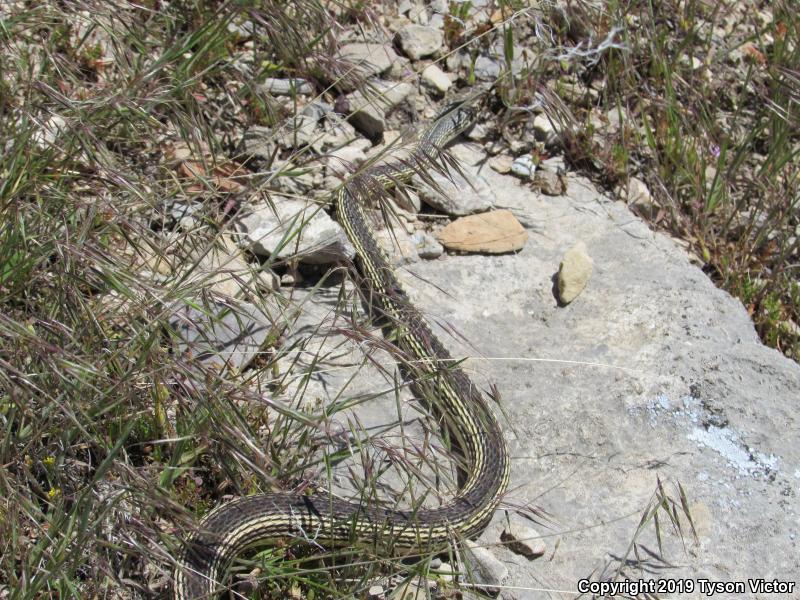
437,209,528,254
500,520,547,559
462,540,509,591
489,155,514,174
168,298,275,372
257,77,313,96
473,55,501,81
411,231,443,259
534,169,567,196
414,168,495,216
266,141,800,595
338,43,398,80
510,154,536,179
375,227,420,265
188,235,279,298
236,198,355,264
421,64,451,94
533,112,559,146
541,155,566,172
465,122,491,142
345,82,415,141
623,176,656,218
395,25,443,60
557,241,593,304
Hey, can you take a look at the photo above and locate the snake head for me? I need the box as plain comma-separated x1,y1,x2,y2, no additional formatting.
435,100,477,135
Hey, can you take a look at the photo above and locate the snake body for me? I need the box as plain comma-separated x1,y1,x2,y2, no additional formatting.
172,100,510,599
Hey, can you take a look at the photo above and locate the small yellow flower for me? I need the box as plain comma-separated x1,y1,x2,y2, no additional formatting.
43,456,55,467
47,488,61,500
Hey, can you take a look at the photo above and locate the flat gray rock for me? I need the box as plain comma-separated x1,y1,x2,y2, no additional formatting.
268,144,800,594
169,298,276,373
337,43,399,82
414,166,495,216
236,198,355,265
405,145,800,594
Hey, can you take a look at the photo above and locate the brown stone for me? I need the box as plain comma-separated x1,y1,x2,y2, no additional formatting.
436,209,528,254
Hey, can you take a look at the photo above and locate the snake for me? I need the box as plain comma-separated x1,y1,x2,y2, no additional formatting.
172,97,511,599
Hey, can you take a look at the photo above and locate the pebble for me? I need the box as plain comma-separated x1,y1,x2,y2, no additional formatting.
465,122,491,142
473,55,501,80
463,540,509,591
325,140,371,176
557,241,593,304
31,114,67,150
280,113,319,148
375,227,420,265
405,2,429,25
433,561,455,582
437,209,528,254
226,19,255,38
316,112,358,152
534,169,566,196
533,112,559,146
500,521,547,559
489,155,514,174
541,155,566,172
345,82,415,141
622,176,656,217
395,24,443,60
421,64,452,95
301,100,331,121
680,53,704,70
411,231,444,259
510,154,536,179
170,200,203,223
445,51,468,73
238,125,276,166
337,43,399,80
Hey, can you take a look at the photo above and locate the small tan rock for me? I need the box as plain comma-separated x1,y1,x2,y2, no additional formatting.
489,155,514,174
421,64,451,94
623,176,656,217
501,521,547,559
557,241,593,304
437,209,528,254
534,169,567,195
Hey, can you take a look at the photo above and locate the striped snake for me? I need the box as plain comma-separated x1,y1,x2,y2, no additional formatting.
172,97,510,599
